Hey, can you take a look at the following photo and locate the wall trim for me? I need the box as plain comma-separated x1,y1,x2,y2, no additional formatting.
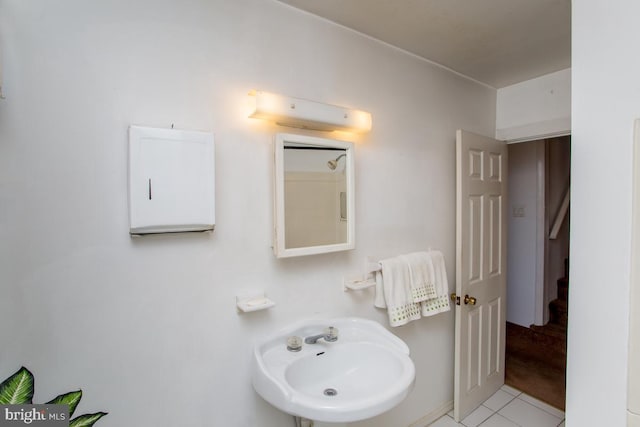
535,141,547,326
497,117,571,143
628,119,640,417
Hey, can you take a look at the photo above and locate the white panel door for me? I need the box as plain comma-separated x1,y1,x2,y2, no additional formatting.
454,130,508,421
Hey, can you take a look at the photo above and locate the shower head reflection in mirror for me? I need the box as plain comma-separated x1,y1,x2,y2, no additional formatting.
327,153,347,170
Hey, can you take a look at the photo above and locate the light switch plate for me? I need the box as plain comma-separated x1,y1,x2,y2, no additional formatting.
512,205,526,217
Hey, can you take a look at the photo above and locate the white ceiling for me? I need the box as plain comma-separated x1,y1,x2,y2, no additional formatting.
276,0,571,88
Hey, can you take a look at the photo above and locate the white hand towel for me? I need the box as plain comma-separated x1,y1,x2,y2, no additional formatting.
379,256,421,327
420,250,451,316
400,252,438,302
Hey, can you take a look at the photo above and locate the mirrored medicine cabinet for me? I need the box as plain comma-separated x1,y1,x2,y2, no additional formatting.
273,133,355,258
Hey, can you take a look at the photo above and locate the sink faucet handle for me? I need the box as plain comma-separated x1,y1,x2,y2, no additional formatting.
324,326,339,341
287,336,303,352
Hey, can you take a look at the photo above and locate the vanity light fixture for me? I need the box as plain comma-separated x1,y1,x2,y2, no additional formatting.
248,90,372,133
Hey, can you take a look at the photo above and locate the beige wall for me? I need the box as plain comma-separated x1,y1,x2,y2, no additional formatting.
0,1,496,426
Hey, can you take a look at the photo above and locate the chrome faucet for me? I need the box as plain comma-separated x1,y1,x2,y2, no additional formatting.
304,326,339,344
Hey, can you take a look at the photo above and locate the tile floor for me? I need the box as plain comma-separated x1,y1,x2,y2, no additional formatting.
429,385,565,427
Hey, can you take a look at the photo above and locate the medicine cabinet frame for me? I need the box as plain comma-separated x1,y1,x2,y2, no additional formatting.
273,133,355,258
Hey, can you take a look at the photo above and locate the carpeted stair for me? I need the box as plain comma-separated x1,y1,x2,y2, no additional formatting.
531,276,568,340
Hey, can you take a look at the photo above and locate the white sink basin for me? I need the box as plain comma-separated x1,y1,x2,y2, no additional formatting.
251,317,416,422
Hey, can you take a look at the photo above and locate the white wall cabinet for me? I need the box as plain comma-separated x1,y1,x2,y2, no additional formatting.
128,126,215,235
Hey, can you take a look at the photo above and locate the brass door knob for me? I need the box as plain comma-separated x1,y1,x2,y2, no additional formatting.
451,293,477,306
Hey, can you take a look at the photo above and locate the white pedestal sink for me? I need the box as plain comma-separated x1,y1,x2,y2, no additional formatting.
251,317,416,423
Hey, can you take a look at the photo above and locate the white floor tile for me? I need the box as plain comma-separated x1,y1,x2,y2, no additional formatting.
500,384,522,397
430,415,464,426
498,398,563,427
483,390,517,412
518,393,565,419
478,413,520,427
461,405,494,427
431,386,566,427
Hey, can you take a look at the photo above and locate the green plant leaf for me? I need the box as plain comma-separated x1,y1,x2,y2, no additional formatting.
69,412,107,427
46,390,82,417
0,367,34,404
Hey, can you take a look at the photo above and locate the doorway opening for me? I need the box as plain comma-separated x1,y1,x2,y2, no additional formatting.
504,135,570,411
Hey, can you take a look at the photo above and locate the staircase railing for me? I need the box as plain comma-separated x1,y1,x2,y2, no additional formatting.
550,184,570,240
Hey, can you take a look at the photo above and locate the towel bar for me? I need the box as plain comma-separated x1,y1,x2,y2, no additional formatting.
366,249,434,275
365,256,382,274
